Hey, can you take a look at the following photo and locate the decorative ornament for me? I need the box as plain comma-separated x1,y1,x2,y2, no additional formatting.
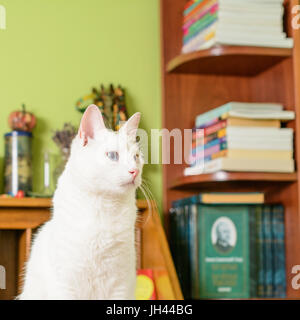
8,104,37,132
75,84,128,131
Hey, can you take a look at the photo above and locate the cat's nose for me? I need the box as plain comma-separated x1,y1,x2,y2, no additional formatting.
129,169,139,180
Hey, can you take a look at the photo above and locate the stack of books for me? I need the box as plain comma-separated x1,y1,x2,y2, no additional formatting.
185,102,295,176
182,0,293,54
170,193,286,299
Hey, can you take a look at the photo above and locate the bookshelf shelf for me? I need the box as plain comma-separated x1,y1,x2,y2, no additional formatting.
167,45,292,76
170,172,298,190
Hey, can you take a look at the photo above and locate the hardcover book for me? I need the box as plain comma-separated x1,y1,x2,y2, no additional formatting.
271,205,286,298
198,205,250,298
262,205,274,298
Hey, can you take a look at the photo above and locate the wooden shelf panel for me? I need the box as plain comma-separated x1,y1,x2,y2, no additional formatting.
167,45,293,76
171,172,298,190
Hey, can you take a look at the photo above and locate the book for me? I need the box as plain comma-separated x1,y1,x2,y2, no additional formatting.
184,12,218,44
184,0,214,24
191,126,293,151
198,205,250,298
192,128,226,147
221,118,281,128
262,205,273,298
255,206,265,298
191,192,264,204
249,206,257,297
183,2,218,31
196,108,295,128
184,157,295,175
221,149,292,160
182,0,292,53
271,205,286,298
189,204,199,299
170,199,287,299
194,35,293,51
184,203,191,299
195,102,284,128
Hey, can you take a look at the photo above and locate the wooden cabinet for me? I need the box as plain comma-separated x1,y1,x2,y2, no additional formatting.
0,198,182,300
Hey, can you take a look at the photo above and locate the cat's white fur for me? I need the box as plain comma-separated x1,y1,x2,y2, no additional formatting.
19,105,144,300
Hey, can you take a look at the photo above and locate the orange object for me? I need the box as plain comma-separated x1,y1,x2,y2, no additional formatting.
8,104,36,132
15,190,25,198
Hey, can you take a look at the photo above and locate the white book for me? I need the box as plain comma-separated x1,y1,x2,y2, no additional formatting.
218,16,282,27
226,127,293,138
216,31,286,41
228,109,295,120
218,24,284,36
227,140,293,151
219,0,284,4
218,2,283,14
184,36,294,53
184,158,294,175
195,102,285,128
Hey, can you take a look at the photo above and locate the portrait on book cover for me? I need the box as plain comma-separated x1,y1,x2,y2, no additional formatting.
211,217,237,254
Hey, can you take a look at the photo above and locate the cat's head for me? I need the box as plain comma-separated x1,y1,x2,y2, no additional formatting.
68,105,144,196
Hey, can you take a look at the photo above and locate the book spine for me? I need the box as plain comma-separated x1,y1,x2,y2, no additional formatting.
249,205,258,297
192,128,226,147
183,13,218,44
256,205,265,298
271,205,286,298
184,0,203,14
169,208,176,262
204,119,227,136
184,204,191,299
183,0,212,24
189,204,199,299
262,205,273,298
191,137,226,155
177,206,186,298
183,2,218,32
190,141,227,165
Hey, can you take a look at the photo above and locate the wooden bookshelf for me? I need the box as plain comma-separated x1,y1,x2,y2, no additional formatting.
160,0,300,299
171,172,298,190
167,46,293,76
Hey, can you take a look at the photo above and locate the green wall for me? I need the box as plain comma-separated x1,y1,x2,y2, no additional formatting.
0,0,162,210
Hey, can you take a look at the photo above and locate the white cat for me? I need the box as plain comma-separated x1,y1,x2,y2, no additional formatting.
19,105,144,300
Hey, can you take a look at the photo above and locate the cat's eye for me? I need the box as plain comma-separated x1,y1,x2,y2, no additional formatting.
106,151,119,161
134,154,139,161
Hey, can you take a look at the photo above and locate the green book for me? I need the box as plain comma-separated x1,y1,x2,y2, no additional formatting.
263,205,273,298
249,205,257,297
198,205,250,299
189,204,199,299
255,205,265,298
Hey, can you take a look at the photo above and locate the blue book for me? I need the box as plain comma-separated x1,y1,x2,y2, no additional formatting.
191,137,226,155
271,205,286,298
262,205,273,298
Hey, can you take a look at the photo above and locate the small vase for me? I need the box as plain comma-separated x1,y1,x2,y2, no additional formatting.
53,148,69,187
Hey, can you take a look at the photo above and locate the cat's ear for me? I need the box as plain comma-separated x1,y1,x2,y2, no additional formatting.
122,112,141,139
79,105,106,146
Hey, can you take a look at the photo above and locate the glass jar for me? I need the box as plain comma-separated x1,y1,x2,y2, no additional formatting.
4,131,32,196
